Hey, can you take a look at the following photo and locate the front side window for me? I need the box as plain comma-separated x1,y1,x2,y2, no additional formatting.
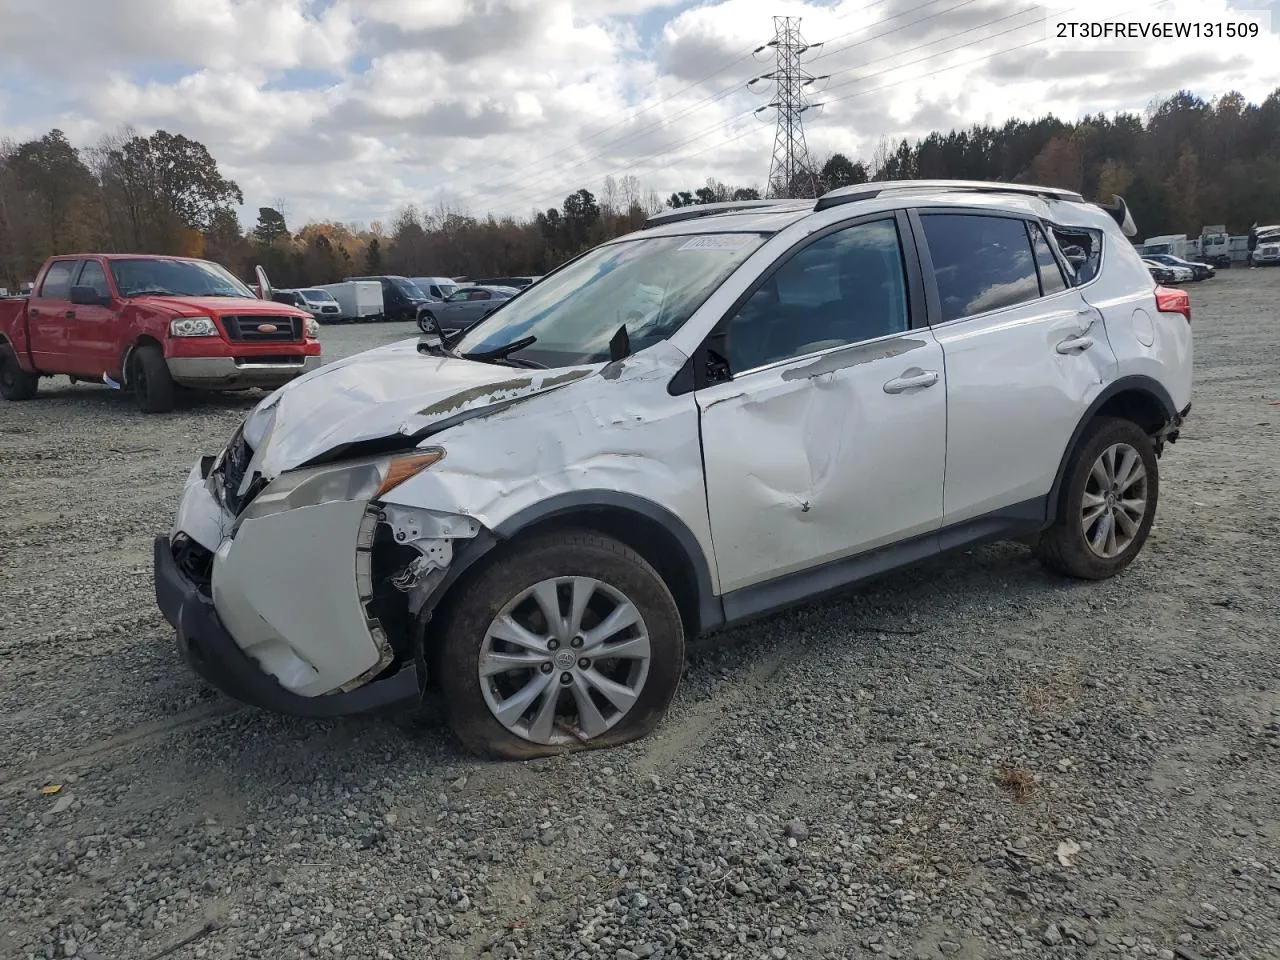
110,258,254,298
722,218,910,374
39,261,77,300
920,214,1040,322
454,233,767,367
77,260,111,298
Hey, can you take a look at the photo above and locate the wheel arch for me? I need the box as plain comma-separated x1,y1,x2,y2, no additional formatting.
419,492,723,646
1046,375,1176,524
120,334,164,387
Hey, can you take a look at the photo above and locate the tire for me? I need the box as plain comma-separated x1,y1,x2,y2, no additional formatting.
1035,416,1159,580
434,530,685,760
131,344,176,413
418,311,436,335
0,346,39,401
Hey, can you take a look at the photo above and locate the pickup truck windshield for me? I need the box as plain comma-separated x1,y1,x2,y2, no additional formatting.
453,233,766,366
110,258,255,298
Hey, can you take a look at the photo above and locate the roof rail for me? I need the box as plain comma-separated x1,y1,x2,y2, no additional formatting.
814,179,1085,212
645,199,799,228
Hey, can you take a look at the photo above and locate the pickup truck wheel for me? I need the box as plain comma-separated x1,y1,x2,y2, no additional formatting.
0,346,39,401
434,530,685,760
131,345,176,414
1035,416,1159,580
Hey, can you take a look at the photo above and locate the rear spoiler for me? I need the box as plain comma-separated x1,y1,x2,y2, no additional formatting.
1098,194,1137,238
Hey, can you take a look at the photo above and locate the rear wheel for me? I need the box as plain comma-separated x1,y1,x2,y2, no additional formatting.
435,530,685,759
131,345,176,413
1035,416,1159,580
0,346,38,400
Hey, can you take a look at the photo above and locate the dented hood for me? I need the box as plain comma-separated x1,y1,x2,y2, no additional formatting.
241,337,597,479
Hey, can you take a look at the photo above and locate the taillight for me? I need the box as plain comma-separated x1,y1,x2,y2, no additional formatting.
1155,285,1191,323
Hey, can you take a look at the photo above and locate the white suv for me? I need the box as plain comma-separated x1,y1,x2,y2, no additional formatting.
154,180,1193,759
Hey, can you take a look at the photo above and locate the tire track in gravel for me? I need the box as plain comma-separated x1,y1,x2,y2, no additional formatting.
0,698,246,796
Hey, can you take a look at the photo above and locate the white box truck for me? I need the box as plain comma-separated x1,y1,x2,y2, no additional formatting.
314,281,384,322
1140,234,1189,259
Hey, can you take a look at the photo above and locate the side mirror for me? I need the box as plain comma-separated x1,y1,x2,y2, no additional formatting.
70,285,110,307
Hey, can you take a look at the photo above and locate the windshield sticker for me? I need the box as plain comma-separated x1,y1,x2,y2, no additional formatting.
677,235,756,252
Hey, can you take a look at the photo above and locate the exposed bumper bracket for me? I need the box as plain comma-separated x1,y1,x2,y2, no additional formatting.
153,536,422,718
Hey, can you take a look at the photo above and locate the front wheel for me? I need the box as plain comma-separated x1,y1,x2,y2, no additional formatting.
131,344,176,413
418,311,436,335
1035,416,1159,580
0,346,39,400
434,530,685,759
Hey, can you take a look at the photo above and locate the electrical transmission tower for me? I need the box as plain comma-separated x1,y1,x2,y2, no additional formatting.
751,17,823,199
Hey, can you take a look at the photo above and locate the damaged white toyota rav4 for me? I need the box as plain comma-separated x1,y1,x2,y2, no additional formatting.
155,180,1192,758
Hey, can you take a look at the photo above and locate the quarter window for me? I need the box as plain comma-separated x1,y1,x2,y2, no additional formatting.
920,214,1040,322
39,261,77,300
723,218,910,373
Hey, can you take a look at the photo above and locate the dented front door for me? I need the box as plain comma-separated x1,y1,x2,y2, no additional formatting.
696,333,947,594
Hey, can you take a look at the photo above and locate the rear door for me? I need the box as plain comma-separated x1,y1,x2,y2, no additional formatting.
27,258,80,371
911,209,1117,526
68,259,120,377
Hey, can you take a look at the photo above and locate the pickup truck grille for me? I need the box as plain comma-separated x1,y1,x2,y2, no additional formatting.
222,315,303,342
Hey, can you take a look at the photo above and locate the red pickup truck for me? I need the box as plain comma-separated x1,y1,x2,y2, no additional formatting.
0,254,321,413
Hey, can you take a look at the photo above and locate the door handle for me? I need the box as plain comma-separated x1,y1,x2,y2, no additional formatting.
65,310,75,319
883,369,940,394
1056,335,1094,354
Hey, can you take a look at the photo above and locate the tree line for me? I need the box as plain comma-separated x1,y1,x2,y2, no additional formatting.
2,88,1277,290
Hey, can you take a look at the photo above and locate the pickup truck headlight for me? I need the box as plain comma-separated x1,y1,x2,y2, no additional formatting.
231,449,445,530
170,316,219,337
305,316,320,338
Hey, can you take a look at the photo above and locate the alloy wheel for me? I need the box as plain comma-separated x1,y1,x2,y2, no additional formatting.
478,577,652,745
1081,442,1148,559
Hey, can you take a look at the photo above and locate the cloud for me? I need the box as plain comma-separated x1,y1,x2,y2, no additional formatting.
0,0,1275,226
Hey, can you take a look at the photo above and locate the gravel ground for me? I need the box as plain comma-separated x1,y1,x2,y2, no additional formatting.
1,273,1278,960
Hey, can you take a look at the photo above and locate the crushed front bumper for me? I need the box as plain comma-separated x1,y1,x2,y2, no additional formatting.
153,535,421,717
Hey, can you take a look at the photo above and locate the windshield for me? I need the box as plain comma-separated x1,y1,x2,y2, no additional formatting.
302,289,335,301
454,233,766,366
110,258,254,298
394,278,425,299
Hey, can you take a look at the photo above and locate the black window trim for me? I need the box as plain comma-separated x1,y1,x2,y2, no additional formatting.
906,206,1086,330
74,258,113,300
670,209,927,395
38,258,82,300
1025,220,1069,298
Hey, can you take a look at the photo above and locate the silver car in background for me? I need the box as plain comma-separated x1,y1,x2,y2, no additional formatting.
417,285,520,334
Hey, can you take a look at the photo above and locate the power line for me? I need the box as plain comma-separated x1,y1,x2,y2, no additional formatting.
460,0,998,212
757,16,821,198
454,46,758,191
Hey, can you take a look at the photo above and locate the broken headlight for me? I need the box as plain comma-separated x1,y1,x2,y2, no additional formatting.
232,449,444,530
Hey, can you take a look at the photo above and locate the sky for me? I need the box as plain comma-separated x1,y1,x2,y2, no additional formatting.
1,0,1278,229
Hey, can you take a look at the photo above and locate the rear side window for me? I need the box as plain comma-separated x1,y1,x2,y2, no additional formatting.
920,214,1040,322
77,260,111,298
39,261,77,299
1028,223,1068,296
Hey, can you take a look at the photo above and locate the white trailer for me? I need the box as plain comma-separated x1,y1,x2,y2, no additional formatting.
1140,234,1189,259
314,281,383,322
